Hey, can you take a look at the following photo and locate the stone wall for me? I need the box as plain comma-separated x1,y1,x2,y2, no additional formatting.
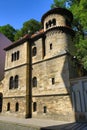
32,95,75,121
44,14,67,31
2,41,30,118
5,41,28,70
32,38,43,63
3,66,27,97
32,55,75,121
2,97,26,117
32,55,70,96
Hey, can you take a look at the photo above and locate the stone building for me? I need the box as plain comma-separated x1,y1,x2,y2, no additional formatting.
0,7,86,122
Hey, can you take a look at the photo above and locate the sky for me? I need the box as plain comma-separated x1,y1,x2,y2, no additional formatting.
0,0,54,29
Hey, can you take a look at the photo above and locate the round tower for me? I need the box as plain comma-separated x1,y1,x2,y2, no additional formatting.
41,7,74,58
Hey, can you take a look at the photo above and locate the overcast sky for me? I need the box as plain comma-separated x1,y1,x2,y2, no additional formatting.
0,0,53,29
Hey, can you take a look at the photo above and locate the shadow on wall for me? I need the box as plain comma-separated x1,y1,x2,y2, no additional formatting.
61,55,87,122
40,122,87,130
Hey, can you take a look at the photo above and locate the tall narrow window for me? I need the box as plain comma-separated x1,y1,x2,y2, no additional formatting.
17,51,20,60
43,106,47,113
7,102,10,111
52,78,55,85
15,75,19,88
46,23,48,29
49,20,52,27
14,52,16,61
11,53,14,62
52,19,56,26
50,43,52,50
33,102,37,112
9,76,14,89
32,47,37,56
15,102,19,112
33,77,37,87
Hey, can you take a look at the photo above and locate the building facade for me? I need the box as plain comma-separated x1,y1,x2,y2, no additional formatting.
0,7,83,121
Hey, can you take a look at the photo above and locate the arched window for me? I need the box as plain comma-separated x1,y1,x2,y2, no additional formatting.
17,51,20,60
9,76,14,89
15,75,19,88
32,47,37,56
15,102,19,112
33,102,37,112
52,19,56,26
7,102,10,111
32,77,37,87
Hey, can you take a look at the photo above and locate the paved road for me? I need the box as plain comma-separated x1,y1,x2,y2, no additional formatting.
0,115,87,130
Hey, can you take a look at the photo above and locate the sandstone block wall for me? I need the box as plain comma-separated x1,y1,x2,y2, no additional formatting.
2,97,26,117
32,56,70,96
2,41,30,117
44,14,67,31
5,41,28,70
3,66,27,97
32,95,75,121
32,55,75,121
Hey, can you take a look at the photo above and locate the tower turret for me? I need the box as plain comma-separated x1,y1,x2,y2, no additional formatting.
41,7,74,59
41,7,73,31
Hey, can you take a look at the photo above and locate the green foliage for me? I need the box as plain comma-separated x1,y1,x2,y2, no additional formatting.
14,30,22,41
70,0,87,69
0,24,16,41
22,19,42,35
51,0,72,8
0,19,42,41
14,19,42,41
51,0,66,8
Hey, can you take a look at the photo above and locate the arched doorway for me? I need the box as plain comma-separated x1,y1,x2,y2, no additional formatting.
0,93,3,112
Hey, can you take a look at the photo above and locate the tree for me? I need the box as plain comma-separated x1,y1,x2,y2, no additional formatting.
51,0,87,70
14,30,22,41
14,19,42,41
0,24,17,41
51,0,67,8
